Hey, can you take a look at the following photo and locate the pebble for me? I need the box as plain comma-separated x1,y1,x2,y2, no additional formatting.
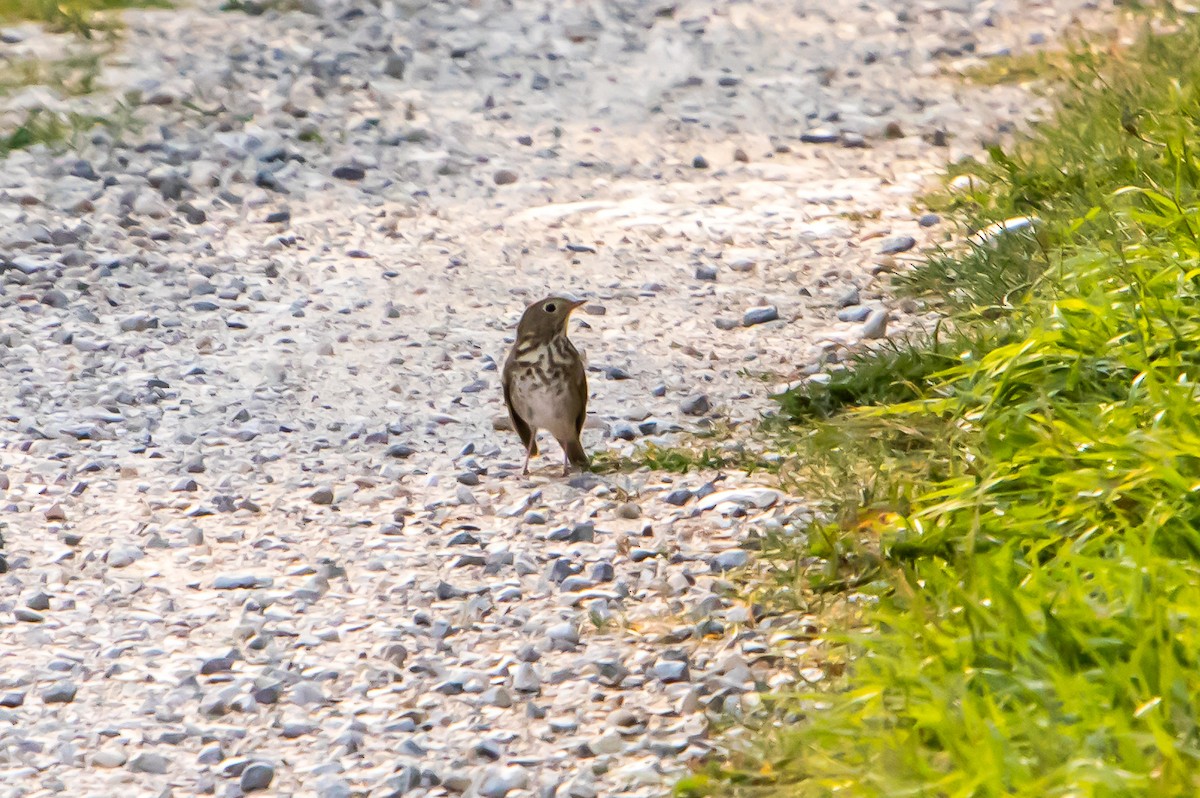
106,543,144,568
800,127,840,144
712,549,750,571
42,682,77,703
479,765,529,797
652,659,690,683
862,309,890,339
512,662,541,693
128,752,170,774
240,762,275,792
837,305,872,323
93,747,127,768
332,165,365,181
494,169,519,185
616,501,641,519
742,305,779,326
878,235,916,254
680,394,711,416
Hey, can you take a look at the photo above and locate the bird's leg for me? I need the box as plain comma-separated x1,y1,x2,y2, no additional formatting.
561,447,571,478
522,439,534,476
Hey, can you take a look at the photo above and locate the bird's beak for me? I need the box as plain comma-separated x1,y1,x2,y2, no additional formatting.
567,298,586,311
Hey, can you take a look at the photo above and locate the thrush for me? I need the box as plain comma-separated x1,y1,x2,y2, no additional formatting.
502,295,590,476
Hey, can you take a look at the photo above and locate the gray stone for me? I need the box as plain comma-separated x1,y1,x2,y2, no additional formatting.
879,235,915,254
680,394,710,416
835,286,860,308
742,305,779,326
213,574,266,589
664,488,692,506
800,127,839,143
512,662,541,693
241,762,275,792
862,309,890,339
479,765,529,798
106,544,144,568
652,659,690,683
43,681,77,703
128,752,170,774
712,549,750,571
837,305,872,323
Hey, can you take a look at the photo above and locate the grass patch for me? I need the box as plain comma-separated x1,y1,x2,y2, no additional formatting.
592,440,779,475
0,50,103,96
957,42,1096,86
0,0,169,36
697,13,1200,797
0,106,123,155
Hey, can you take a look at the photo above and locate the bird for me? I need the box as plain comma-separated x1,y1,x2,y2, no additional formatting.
502,295,590,476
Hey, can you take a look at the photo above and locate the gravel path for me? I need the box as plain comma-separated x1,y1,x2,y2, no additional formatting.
2,1,1116,796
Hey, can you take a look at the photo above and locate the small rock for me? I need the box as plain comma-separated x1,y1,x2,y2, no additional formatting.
712,550,750,571
479,765,529,798
878,235,915,254
106,544,143,568
310,486,335,505
494,169,518,185
93,747,127,768
692,155,709,169
696,488,782,510
43,682,77,703
213,574,265,590
743,305,779,326
680,394,710,416
835,287,860,308
694,264,717,281
616,502,641,519
332,165,365,181
862,309,890,339
800,127,839,144
837,306,872,323
664,488,692,506
512,662,541,693
241,762,275,792
918,213,940,227
653,659,690,683
128,752,170,774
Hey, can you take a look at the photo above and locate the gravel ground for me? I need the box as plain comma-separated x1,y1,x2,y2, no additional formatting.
1,1,1119,796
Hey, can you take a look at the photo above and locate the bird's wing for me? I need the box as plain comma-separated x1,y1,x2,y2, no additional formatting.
570,356,588,437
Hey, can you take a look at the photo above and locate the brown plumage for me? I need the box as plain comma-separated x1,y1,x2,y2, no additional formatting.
502,296,589,476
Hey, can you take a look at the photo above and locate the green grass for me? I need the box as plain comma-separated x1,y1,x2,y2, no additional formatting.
0,0,168,35
0,51,103,97
592,439,779,475
0,107,106,154
694,13,1200,798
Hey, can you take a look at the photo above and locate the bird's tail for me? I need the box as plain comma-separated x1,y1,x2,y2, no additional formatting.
564,436,590,470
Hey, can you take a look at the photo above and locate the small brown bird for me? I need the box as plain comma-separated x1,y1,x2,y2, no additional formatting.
502,296,590,476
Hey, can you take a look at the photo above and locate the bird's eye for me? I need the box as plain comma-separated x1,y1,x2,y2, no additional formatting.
544,302,557,313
